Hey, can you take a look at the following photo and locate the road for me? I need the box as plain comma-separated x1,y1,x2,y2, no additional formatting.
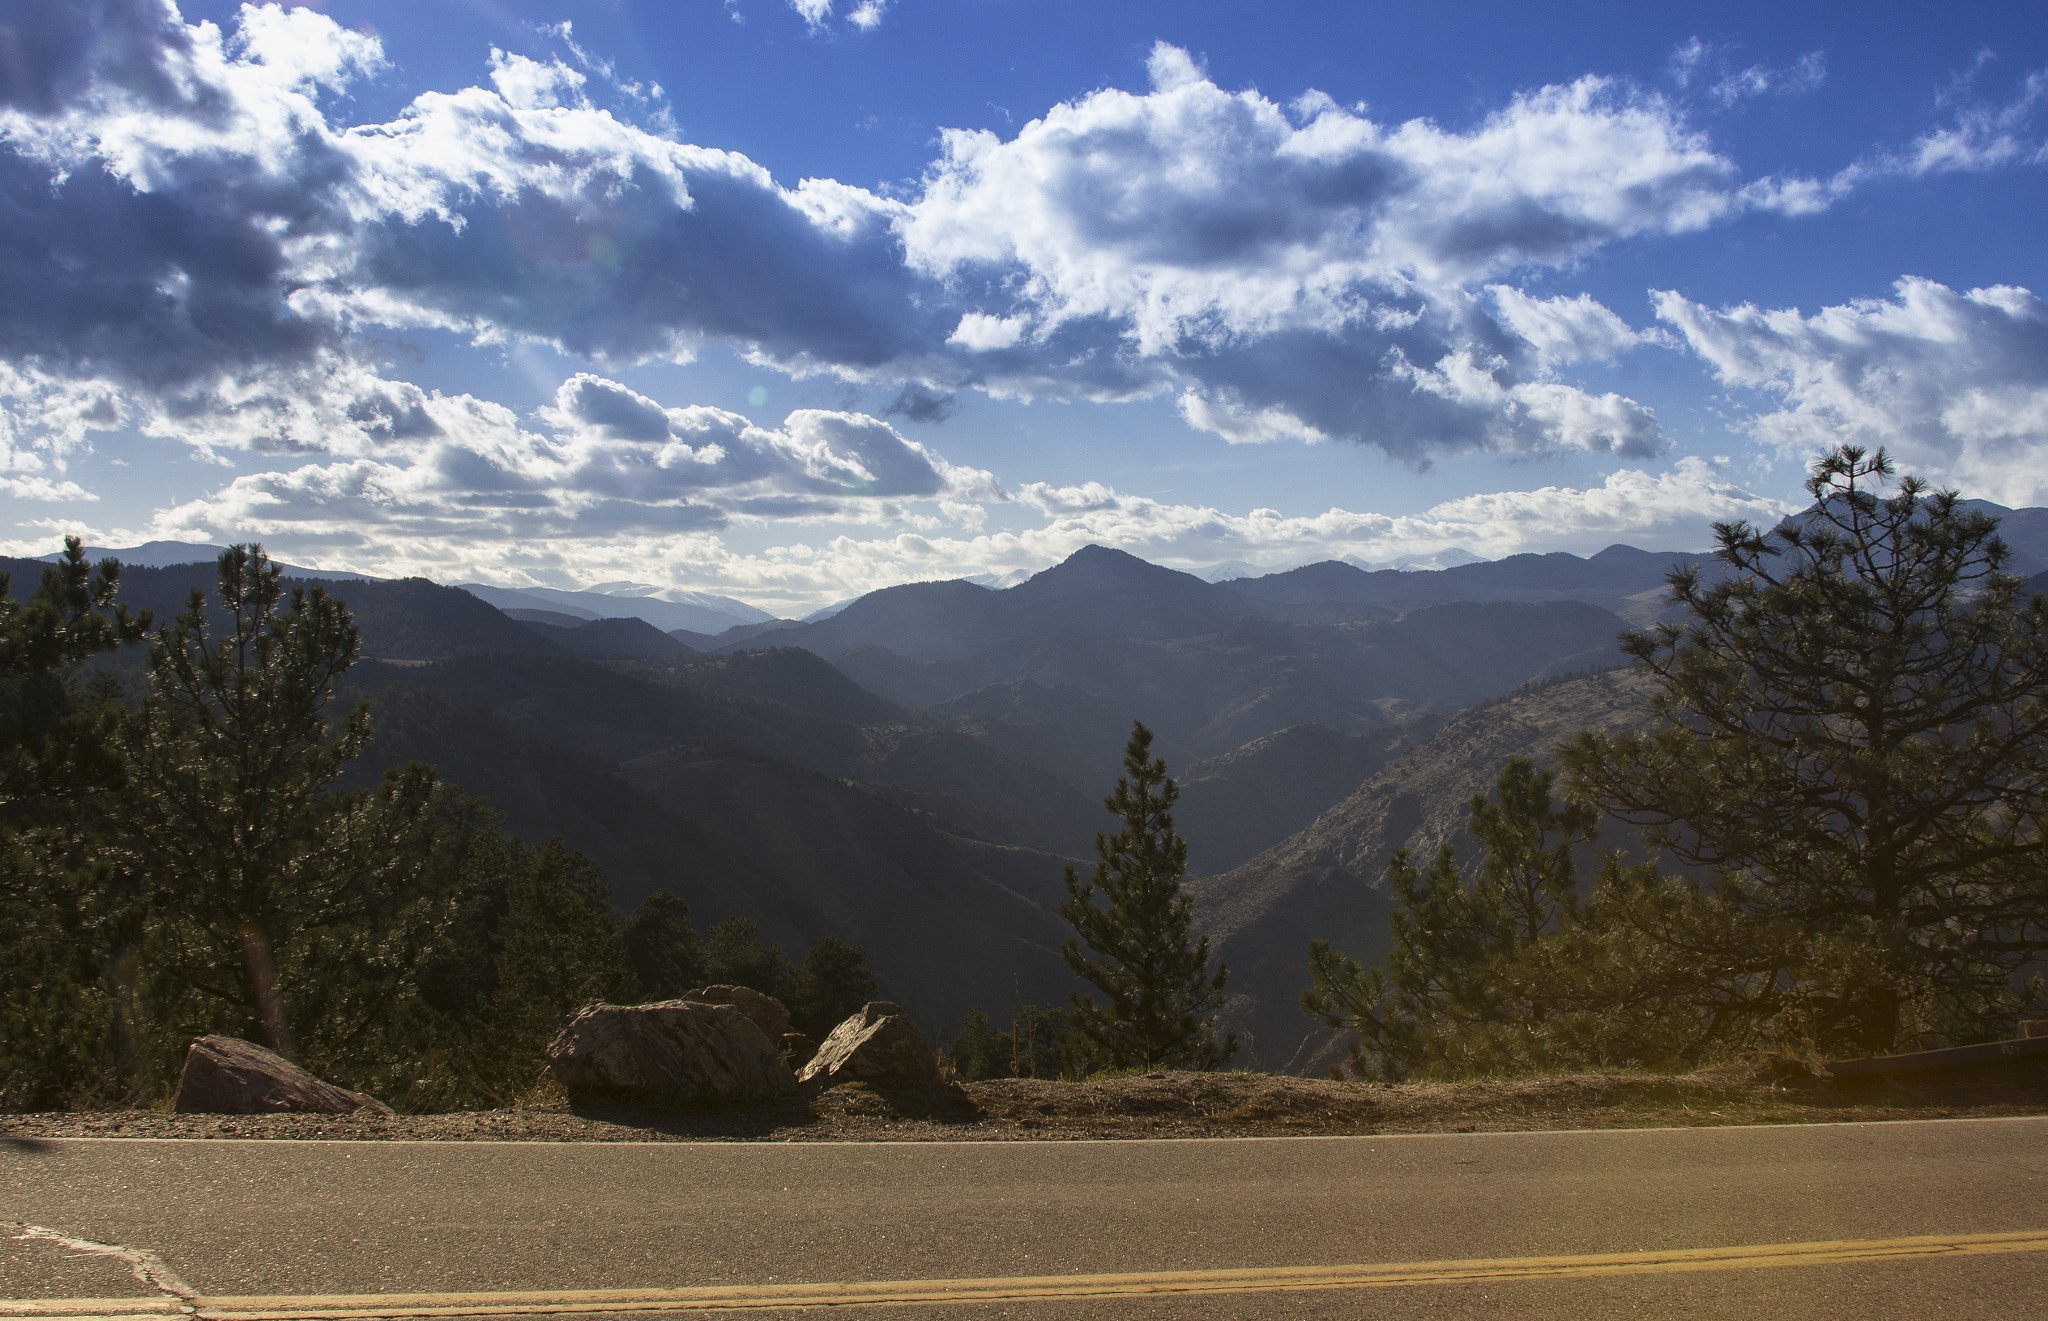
5,1117,2047,1319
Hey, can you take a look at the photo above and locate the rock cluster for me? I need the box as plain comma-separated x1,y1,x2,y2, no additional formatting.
545,993,959,1108
173,1035,394,1116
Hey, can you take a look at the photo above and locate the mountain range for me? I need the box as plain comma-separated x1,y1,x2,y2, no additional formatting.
12,501,2047,1054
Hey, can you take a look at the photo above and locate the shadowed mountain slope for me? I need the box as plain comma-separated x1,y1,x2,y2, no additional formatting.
1176,719,1441,878
1188,667,1659,1071
521,615,696,658
617,745,1076,1027
369,651,1099,858
342,669,1079,1035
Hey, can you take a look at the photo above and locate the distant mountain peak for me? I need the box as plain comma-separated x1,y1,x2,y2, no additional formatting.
1023,543,1208,592
1202,559,1262,583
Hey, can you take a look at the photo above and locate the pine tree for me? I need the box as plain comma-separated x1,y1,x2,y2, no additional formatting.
944,1007,1006,1081
622,891,706,1001
788,936,880,1038
1,538,152,1108
703,916,792,997
110,544,448,1064
1563,446,2048,1053
1060,721,1234,1071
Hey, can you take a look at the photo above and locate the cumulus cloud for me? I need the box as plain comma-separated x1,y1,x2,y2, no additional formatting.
1658,277,2048,504
3,2,2034,557
2,10,1809,476
102,376,1001,592
0,0,940,480
896,45,1802,455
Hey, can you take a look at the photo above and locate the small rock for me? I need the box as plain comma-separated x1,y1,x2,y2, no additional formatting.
173,1036,394,1116
780,1032,817,1070
547,1000,797,1104
799,1002,944,1092
686,985,791,1041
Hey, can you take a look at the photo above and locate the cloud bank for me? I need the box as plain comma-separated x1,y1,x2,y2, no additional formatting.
1,4,1844,482
1,3,2039,609
36,445,1782,614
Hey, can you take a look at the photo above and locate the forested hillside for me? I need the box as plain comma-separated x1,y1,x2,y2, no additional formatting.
1190,668,1659,1070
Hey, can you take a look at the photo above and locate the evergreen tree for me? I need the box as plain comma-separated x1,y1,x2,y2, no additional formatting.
485,839,630,1057
703,915,792,997
787,936,879,1038
1007,1003,1084,1079
622,891,706,1001
1299,757,1719,1080
110,545,448,1063
0,539,151,1109
1,537,150,804
1060,721,1234,1071
1563,446,2048,1053
944,1007,1006,1082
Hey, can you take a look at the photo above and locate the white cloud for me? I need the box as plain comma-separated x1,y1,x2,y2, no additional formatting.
0,0,938,474
1657,277,2048,504
103,372,1003,596
1821,68,2048,192
789,0,833,27
2,2,2039,546
1489,288,1647,367
897,46,1796,456
784,0,888,31
947,312,1030,352
1006,456,1786,571
0,474,95,501
17,399,1787,609
1896,69,2047,175
487,49,589,111
1667,39,1826,106
1710,52,1826,106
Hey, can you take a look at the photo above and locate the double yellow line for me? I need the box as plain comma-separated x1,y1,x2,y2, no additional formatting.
11,1229,2047,1318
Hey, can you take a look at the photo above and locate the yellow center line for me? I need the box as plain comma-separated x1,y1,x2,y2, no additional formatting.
8,1229,2046,1318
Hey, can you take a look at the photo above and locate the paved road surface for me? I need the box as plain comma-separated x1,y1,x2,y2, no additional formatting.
5,1117,2047,1318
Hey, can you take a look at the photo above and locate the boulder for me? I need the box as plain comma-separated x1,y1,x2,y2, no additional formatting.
686,985,791,1041
547,1000,798,1104
173,1036,395,1116
798,1002,945,1092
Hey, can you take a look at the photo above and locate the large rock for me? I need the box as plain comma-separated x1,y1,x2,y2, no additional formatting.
686,985,791,1041
547,1000,798,1104
173,1036,394,1116
798,1002,945,1092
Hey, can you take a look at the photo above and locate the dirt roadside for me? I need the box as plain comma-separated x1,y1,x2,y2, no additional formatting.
5,1065,2047,1144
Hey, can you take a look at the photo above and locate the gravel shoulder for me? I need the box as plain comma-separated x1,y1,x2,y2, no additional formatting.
6,1065,2048,1143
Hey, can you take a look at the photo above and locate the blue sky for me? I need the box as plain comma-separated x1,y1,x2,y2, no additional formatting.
2,0,2044,612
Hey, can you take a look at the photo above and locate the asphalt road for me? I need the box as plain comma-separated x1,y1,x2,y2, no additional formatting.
6,1117,2047,1319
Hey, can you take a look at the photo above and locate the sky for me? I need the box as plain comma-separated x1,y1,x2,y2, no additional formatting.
1,0,2044,614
